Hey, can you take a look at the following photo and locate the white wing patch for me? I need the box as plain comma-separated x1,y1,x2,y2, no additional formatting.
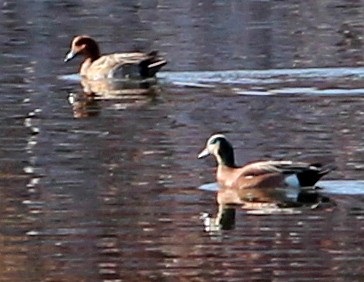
284,174,300,188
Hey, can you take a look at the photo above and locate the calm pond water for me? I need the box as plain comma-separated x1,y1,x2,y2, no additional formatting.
1,1,364,281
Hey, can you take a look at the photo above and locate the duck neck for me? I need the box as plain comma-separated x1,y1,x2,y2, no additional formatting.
80,58,93,76
87,49,100,62
80,46,100,75
217,146,236,168
84,41,101,62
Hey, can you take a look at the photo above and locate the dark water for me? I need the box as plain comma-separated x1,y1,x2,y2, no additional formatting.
1,1,364,281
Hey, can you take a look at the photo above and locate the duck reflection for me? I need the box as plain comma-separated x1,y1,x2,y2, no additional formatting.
68,78,160,118
201,204,236,232
201,188,335,233
68,92,101,118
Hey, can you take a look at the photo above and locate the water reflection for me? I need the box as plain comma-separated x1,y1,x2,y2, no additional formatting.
201,205,236,233
2,0,364,281
66,79,162,118
215,183,337,208
202,190,335,234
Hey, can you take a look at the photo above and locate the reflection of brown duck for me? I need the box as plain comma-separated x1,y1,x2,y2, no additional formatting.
68,92,101,118
80,76,158,97
198,134,335,205
64,35,167,80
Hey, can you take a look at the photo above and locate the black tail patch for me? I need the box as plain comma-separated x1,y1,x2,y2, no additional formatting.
297,163,335,187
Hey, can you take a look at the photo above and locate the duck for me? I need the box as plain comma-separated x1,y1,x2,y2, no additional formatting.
64,35,167,80
198,134,335,204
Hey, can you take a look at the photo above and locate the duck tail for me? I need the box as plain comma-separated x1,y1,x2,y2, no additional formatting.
297,163,336,187
139,51,167,78
148,59,167,70
311,163,336,176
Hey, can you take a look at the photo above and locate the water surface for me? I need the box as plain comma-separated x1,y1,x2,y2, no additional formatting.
1,1,364,281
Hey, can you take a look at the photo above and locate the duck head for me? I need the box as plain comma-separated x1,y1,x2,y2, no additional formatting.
64,35,101,62
198,134,236,167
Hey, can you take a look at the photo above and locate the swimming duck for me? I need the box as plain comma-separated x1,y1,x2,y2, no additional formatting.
198,134,334,204
64,35,167,80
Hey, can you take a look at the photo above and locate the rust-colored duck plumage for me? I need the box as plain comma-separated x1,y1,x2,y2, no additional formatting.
198,134,334,204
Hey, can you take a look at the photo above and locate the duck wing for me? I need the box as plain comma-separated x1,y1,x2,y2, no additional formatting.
239,161,324,176
238,160,335,187
89,52,166,79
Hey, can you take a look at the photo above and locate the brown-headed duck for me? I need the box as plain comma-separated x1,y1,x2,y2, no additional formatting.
64,35,167,80
198,134,335,204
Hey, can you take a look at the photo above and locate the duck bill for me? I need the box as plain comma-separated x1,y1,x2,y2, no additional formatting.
64,50,76,62
198,148,210,159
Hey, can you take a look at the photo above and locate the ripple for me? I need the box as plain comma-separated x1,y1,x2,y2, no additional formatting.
159,67,364,84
